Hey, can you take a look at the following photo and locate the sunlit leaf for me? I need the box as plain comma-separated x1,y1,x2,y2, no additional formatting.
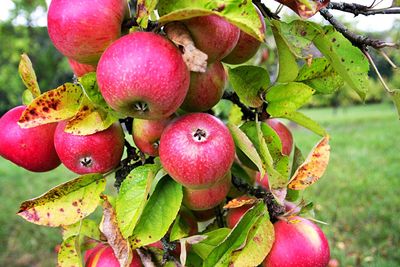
266,82,315,117
228,66,270,108
158,0,265,41
101,196,133,267
288,136,330,190
130,178,182,248
191,228,231,260
18,174,105,227
57,235,82,267
281,111,327,136
116,164,160,239
19,53,40,98
62,219,101,241
230,213,274,267
18,83,83,128
136,0,159,28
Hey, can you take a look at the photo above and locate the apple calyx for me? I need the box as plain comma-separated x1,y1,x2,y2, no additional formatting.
193,128,207,142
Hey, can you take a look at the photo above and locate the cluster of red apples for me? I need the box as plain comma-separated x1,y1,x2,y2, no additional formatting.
0,0,331,266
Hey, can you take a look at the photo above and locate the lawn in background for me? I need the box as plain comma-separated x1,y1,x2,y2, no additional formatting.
0,103,399,266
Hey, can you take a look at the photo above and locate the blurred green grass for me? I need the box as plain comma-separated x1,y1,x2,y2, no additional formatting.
0,103,399,266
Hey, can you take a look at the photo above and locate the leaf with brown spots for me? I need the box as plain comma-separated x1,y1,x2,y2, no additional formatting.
288,136,330,190
65,96,118,135
17,174,105,227
136,0,158,28
224,197,257,209
230,212,274,267
275,0,330,18
57,235,82,267
158,0,265,42
18,83,83,128
19,53,40,98
164,22,208,72
100,196,133,267
62,219,101,242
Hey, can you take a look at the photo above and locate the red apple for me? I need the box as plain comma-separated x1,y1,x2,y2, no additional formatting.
0,106,61,172
255,172,269,190
226,195,255,228
263,216,330,267
68,58,97,77
159,113,235,189
97,32,190,119
84,243,106,263
132,117,171,157
85,243,142,267
266,119,293,156
183,15,240,63
222,6,266,64
183,172,231,211
180,61,227,112
54,121,124,174
47,0,128,65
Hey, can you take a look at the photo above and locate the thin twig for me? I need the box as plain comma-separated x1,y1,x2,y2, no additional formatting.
319,8,399,50
328,2,400,16
363,50,393,94
252,0,280,19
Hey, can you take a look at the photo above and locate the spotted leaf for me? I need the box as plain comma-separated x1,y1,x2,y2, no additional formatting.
288,136,330,190
18,83,83,128
17,174,105,227
57,235,82,267
19,53,40,98
275,0,330,18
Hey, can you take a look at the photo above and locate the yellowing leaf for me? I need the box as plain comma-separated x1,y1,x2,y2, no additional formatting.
288,136,330,190
18,83,83,128
223,197,257,209
19,53,40,98
57,235,82,267
17,174,105,227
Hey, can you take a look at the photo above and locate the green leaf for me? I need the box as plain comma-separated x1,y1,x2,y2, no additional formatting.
313,26,369,100
17,174,105,227
191,228,231,260
228,66,270,108
18,53,40,98
281,111,327,136
203,202,267,267
18,83,83,128
230,213,274,267
22,89,34,106
228,123,265,177
287,146,305,202
116,164,160,239
297,58,344,94
57,235,82,267
62,219,101,241
271,20,299,83
137,0,159,28
266,82,315,117
389,89,400,119
130,178,182,248
158,0,265,41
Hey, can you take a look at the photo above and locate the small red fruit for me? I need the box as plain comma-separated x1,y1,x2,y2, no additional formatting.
0,106,61,172
159,113,235,189
183,15,240,63
85,243,142,267
68,58,97,77
183,172,231,211
48,0,128,65
54,121,124,174
180,61,227,112
97,32,190,119
132,117,171,156
263,216,330,267
266,119,293,156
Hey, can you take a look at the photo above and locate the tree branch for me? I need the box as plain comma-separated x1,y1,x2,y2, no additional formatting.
319,8,399,50
327,2,400,16
252,0,280,19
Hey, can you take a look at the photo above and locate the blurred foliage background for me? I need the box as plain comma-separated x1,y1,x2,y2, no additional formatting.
0,1,399,267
